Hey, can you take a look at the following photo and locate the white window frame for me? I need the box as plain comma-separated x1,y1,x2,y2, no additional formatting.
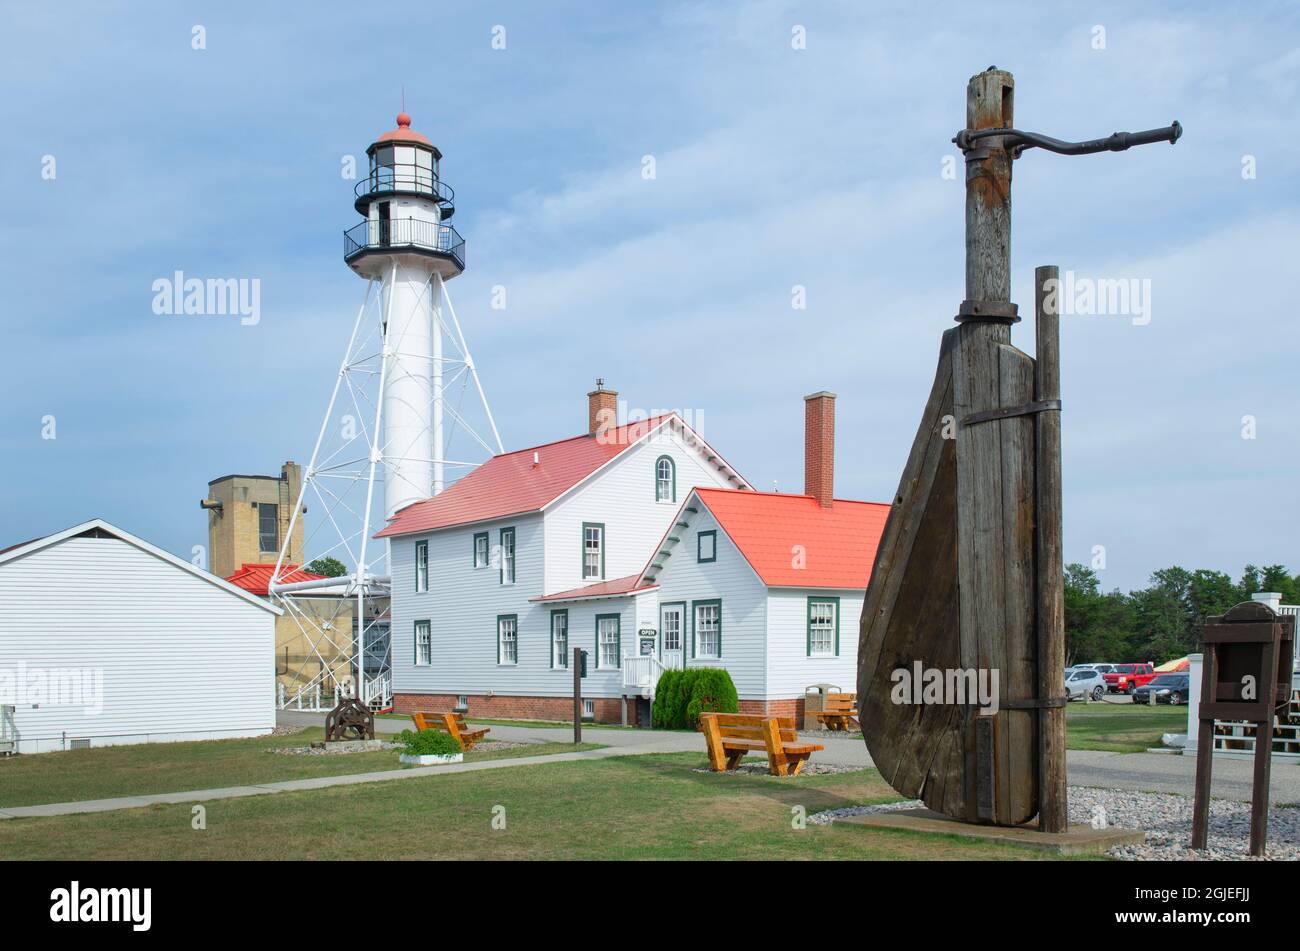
498,615,518,666
500,528,516,585
597,614,620,669
808,600,836,657
582,523,604,580
414,619,432,666
473,532,489,569
695,602,720,659
415,540,428,593
552,611,569,669
655,456,675,502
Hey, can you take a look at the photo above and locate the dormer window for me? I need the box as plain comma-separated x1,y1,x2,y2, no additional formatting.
655,455,676,502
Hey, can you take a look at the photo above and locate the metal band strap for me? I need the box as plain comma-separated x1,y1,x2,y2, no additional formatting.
962,399,1061,428
954,298,1020,324
999,696,1068,710
962,696,1068,711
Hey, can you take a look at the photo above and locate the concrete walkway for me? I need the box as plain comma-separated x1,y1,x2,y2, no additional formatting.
282,710,1300,802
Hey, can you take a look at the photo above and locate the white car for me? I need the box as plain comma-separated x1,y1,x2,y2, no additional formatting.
1064,667,1106,701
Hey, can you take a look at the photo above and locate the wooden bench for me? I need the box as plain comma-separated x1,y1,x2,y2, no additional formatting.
813,692,859,731
699,713,824,776
410,711,490,752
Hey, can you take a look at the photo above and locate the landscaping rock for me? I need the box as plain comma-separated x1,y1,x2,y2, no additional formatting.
267,741,403,756
806,786,1300,860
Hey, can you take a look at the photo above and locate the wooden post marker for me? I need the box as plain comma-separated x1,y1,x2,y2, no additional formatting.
1190,602,1294,856
573,647,586,745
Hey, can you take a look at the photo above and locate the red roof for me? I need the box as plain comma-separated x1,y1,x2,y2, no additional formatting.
225,563,324,596
533,574,658,603
686,488,890,589
374,112,433,146
376,416,676,538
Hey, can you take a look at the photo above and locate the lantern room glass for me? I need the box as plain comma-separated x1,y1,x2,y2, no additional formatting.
369,143,437,197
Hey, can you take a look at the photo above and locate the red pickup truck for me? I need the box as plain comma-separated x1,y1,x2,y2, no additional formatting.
1104,663,1156,694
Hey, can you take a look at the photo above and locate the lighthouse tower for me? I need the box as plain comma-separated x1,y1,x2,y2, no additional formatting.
269,113,502,711
345,112,464,514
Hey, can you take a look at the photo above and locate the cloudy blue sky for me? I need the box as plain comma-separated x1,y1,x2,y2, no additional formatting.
1,1,1296,592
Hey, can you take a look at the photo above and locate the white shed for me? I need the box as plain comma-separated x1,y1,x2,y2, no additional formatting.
0,518,279,754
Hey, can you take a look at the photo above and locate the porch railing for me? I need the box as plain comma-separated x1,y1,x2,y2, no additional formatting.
343,217,465,270
622,653,681,696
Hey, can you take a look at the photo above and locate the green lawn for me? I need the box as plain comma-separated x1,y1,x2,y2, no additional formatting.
0,729,599,809
0,753,1078,860
1065,701,1187,752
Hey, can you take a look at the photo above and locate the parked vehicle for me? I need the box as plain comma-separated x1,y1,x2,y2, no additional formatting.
1064,667,1107,702
1074,663,1116,674
1104,663,1156,694
1133,673,1190,705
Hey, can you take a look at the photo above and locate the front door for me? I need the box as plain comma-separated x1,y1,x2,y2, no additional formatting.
660,603,684,669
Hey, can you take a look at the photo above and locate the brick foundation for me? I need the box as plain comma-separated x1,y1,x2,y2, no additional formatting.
738,698,805,721
393,692,627,725
394,692,800,727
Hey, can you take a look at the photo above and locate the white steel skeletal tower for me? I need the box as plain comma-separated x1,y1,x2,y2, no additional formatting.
270,113,502,710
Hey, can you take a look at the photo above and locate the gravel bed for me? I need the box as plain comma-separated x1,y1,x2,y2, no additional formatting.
807,799,923,825
693,762,864,777
266,738,537,757
269,725,308,737
800,728,863,739
1069,787,1300,861
806,786,1300,859
468,740,532,754
267,741,404,756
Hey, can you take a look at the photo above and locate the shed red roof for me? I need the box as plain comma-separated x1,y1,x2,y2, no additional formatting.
686,488,890,589
225,563,324,596
533,574,658,603
376,416,676,538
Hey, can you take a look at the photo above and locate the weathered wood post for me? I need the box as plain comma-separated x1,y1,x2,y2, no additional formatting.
1035,264,1068,832
954,68,1038,826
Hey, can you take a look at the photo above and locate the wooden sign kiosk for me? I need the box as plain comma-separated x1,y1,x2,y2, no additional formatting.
1191,601,1295,856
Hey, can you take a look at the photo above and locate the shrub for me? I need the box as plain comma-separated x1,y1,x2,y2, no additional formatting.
652,669,684,728
651,668,738,729
394,728,462,756
683,668,739,728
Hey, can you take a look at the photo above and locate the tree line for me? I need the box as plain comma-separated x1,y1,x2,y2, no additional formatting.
1065,563,1297,665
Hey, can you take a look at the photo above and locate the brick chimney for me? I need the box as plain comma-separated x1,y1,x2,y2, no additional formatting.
804,391,836,508
588,380,618,438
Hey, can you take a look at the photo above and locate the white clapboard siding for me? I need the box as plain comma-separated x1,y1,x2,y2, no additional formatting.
391,512,631,697
543,428,736,594
764,587,865,698
0,532,276,753
649,505,768,699
389,424,740,702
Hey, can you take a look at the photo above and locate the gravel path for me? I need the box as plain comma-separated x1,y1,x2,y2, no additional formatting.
807,786,1300,860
